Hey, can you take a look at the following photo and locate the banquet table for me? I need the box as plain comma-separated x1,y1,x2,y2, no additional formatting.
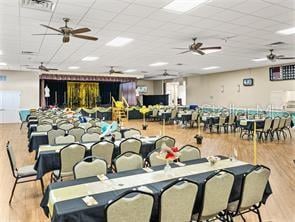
40,157,272,222
34,136,159,179
202,116,220,132
238,119,266,139
27,124,57,138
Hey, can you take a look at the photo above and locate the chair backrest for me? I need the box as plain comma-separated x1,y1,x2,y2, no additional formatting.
114,151,143,172
36,124,52,132
39,118,54,124
56,120,68,127
123,128,141,138
285,117,292,128
152,109,158,116
48,129,66,145
6,142,17,177
218,116,226,125
58,123,74,131
87,126,101,134
59,143,86,177
272,117,280,129
198,170,234,221
171,109,177,119
179,145,201,162
228,115,235,125
68,127,85,142
263,118,272,131
278,117,286,129
155,136,176,149
238,165,270,210
105,190,154,222
91,141,114,167
120,138,142,154
55,134,76,145
191,111,198,121
78,122,92,130
160,179,198,222
73,156,107,179
112,131,122,140
147,149,166,167
81,133,100,143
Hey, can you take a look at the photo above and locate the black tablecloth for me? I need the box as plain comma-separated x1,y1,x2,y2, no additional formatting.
34,140,156,179
40,157,272,222
28,134,48,152
80,110,112,120
237,120,265,131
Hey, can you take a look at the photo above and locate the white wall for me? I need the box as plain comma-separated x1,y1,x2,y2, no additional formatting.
0,70,40,109
136,80,154,95
186,66,295,109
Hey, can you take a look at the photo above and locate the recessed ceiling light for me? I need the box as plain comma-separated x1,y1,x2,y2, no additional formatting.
193,48,222,55
252,58,267,62
202,66,220,70
68,66,80,70
124,69,137,73
82,56,99,61
276,27,295,35
163,0,208,13
106,37,134,47
149,62,168,67
0,62,7,66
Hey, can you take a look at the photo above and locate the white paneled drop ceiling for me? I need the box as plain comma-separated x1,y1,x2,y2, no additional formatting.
0,0,294,79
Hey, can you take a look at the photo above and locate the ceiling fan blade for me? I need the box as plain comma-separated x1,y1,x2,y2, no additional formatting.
200,46,222,50
40,24,62,33
26,67,39,70
47,68,59,70
167,74,178,76
71,27,91,34
195,42,203,49
195,50,205,55
32,33,62,35
277,57,295,60
177,50,191,55
73,34,98,41
173,47,187,50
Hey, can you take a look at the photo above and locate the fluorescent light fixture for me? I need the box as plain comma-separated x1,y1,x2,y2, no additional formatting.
202,66,220,70
252,58,267,62
149,62,168,67
106,37,134,47
0,62,7,66
82,56,99,61
277,27,295,35
68,66,80,70
163,0,208,13
124,69,137,73
193,48,222,55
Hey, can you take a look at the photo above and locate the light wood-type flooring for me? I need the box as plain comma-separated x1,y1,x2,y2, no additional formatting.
0,121,294,222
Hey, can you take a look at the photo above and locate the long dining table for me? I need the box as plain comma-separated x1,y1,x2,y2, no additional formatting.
34,136,160,179
40,156,272,222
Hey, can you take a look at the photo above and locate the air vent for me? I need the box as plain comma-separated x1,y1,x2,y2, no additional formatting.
21,51,37,55
268,41,286,46
21,0,55,12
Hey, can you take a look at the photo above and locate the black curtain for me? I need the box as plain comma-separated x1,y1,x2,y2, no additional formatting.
99,82,120,105
143,95,169,106
44,80,67,107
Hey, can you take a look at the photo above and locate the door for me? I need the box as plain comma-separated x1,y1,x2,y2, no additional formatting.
0,91,21,123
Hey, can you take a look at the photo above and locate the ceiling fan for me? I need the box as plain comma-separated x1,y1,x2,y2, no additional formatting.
33,18,98,43
145,70,178,79
174,37,222,55
108,66,124,74
26,62,58,72
266,49,295,62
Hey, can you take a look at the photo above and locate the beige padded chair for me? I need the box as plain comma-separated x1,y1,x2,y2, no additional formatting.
123,128,141,138
68,127,85,142
73,156,107,179
146,149,166,167
213,116,226,133
55,134,75,145
91,141,114,168
227,165,270,222
283,117,292,138
48,129,66,145
51,143,86,182
179,145,201,162
36,124,52,132
278,117,287,140
193,170,234,222
114,151,143,172
39,118,54,124
256,118,272,141
78,122,92,130
155,136,176,149
270,117,280,140
119,138,142,154
160,179,198,222
106,190,154,222
87,126,101,134
58,123,74,132
81,133,100,143
112,131,122,140
6,141,44,204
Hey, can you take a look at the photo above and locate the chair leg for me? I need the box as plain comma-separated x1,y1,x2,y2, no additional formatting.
240,213,246,222
287,128,292,138
256,208,262,222
9,179,18,204
40,178,45,195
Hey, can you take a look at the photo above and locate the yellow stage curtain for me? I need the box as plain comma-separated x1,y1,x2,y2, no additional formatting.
67,82,99,108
